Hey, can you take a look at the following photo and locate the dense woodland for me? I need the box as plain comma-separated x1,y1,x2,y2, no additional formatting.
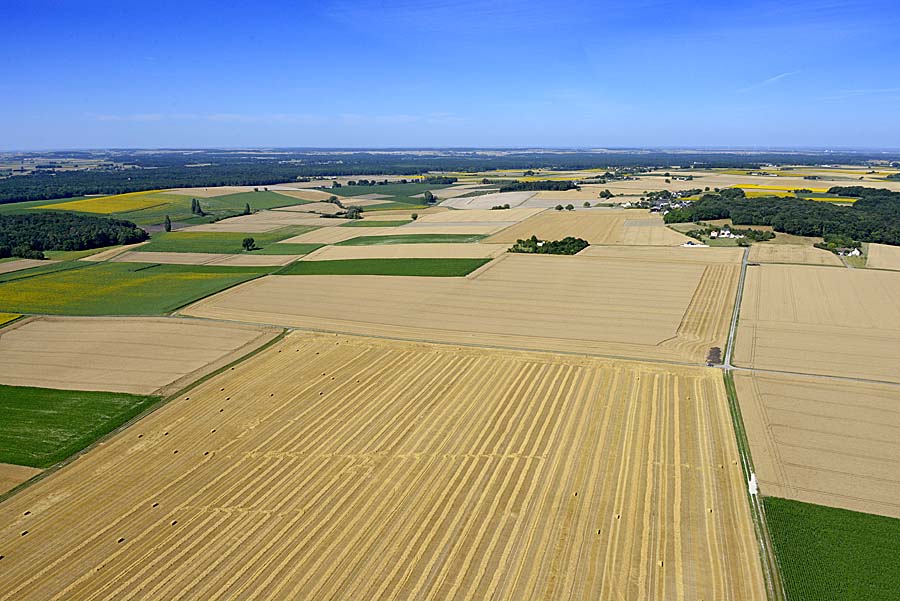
664,187,900,246
499,180,579,192
0,212,148,258
3,149,897,204
509,236,589,255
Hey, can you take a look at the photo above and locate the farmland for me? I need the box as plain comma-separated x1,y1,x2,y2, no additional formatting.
335,233,488,245
734,264,900,382
138,227,318,254
0,262,269,315
303,243,508,260
0,333,764,600
277,257,491,277
866,243,900,270
0,384,159,468
765,497,900,601
735,372,900,518
747,243,843,266
484,211,687,245
0,316,280,394
183,253,740,364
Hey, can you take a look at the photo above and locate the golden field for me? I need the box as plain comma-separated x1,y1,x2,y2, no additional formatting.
183,252,739,364
0,333,764,600
736,371,900,519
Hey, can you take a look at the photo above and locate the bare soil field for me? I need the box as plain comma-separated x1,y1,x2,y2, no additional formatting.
182,211,333,233
441,191,536,209
748,244,843,266
280,223,508,245
111,251,300,267
0,316,280,395
866,243,900,271
0,464,40,496
484,211,680,246
80,243,149,262
301,243,509,261
167,186,258,198
0,333,764,600
734,264,900,382
417,207,544,223
183,253,739,364
0,259,59,275
270,201,343,214
735,372,900,519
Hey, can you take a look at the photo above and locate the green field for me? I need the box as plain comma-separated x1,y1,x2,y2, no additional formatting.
115,190,305,226
139,225,318,254
335,233,487,246
278,257,490,277
321,182,449,208
765,497,900,601
342,219,413,227
0,262,267,315
0,384,159,468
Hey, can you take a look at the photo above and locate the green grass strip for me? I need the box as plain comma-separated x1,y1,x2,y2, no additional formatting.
0,385,160,468
335,234,487,246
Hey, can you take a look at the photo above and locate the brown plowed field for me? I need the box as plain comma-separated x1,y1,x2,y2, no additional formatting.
734,264,900,381
484,211,680,245
0,333,764,600
748,244,843,266
183,253,739,364
0,316,280,394
735,372,900,518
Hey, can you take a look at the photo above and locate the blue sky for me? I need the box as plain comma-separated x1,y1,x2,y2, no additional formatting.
3,0,899,149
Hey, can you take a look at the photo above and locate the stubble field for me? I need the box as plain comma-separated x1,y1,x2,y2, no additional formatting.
734,264,900,382
735,372,900,518
0,332,764,600
183,253,739,364
0,316,280,394
484,211,687,245
747,244,843,266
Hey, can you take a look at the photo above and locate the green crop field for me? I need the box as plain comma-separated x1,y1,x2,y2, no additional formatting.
0,262,268,315
139,225,318,254
278,257,490,277
335,233,487,246
113,190,306,226
342,219,413,227
320,182,450,208
0,384,159,468
765,497,900,601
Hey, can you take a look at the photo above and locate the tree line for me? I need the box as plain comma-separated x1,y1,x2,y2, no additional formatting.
0,212,148,258
664,187,900,246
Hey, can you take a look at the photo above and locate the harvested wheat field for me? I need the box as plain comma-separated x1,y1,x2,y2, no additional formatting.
0,316,280,394
0,464,40,496
167,186,258,198
484,211,674,245
80,243,149,262
0,259,58,275
735,371,900,519
577,245,743,264
0,333,764,600
111,251,300,267
734,264,900,382
302,243,508,261
866,243,900,270
182,211,331,233
280,223,506,245
184,253,739,364
748,244,843,266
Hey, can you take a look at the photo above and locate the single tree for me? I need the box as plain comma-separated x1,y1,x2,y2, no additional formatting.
555,204,564,211
243,203,251,215
565,204,574,211
164,215,172,232
583,201,591,208
423,190,435,204
411,213,418,221
242,237,256,251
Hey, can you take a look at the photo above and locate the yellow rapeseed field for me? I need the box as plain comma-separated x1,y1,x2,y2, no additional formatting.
38,190,170,214
0,313,21,327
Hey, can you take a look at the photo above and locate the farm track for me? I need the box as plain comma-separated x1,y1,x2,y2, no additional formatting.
0,333,765,600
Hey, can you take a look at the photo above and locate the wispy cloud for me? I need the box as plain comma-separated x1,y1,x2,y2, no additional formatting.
737,71,799,93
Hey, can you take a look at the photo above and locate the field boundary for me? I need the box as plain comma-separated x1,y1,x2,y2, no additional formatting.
0,327,288,505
